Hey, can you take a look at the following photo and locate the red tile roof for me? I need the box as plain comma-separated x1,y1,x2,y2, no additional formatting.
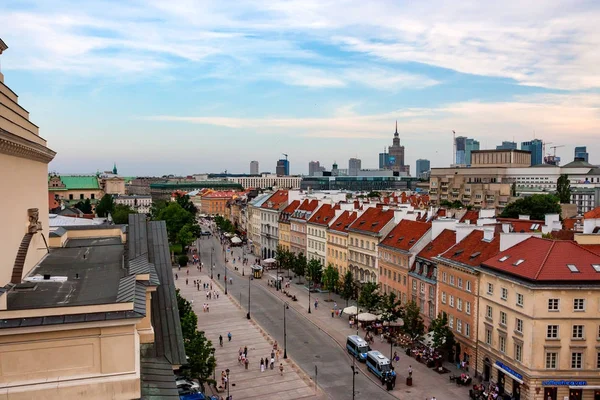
482,237,600,281
48,192,60,210
496,218,545,233
459,210,479,224
348,207,395,234
417,229,457,261
439,230,500,267
563,217,579,231
202,190,237,198
261,190,288,210
329,210,359,233
279,200,301,222
584,206,600,219
580,245,600,256
380,220,431,252
308,203,340,226
290,199,319,221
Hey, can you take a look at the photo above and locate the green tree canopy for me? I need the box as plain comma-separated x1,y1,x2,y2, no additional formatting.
175,193,198,215
358,282,381,312
112,204,136,224
340,270,356,306
306,258,323,285
96,194,115,217
214,215,235,233
151,200,169,220
157,202,195,243
499,194,561,221
430,313,455,356
293,253,307,283
177,223,197,250
556,174,571,203
178,255,189,267
75,198,93,214
322,264,339,300
379,292,403,324
402,300,425,340
367,191,382,198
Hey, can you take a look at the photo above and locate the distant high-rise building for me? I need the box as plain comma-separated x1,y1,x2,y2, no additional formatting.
308,161,322,176
455,136,480,165
496,141,517,150
250,160,259,175
332,162,339,177
574,146,589,163
348,158,361,176
385,121,410,175
416,159,430,177
379,152,390,169
276,159,290,176
521,139,543,166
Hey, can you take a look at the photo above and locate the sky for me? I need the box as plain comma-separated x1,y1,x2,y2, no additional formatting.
1,0,599,176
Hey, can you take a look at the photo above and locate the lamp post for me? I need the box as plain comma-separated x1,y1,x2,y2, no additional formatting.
308,278,311,314
283,302,288,359
211,247,214,280
225,260,228,295
351,359,359,400
225,368,230,400
247,274,251,320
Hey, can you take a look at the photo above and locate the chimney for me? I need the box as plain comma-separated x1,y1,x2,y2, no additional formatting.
500,232,539,251
455,224,479,243
483,226,495,242
432,218,458,240
502,223,511,233
544,214,560,228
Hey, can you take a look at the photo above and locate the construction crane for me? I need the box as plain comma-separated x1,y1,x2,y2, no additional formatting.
282,153,288,161
544,145,564,166
550,145,564,156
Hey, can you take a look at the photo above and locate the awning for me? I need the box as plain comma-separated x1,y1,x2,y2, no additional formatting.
493,363,523,384
569,386,600,390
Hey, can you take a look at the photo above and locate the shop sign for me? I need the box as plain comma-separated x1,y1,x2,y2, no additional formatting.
495,361,523,380
542,380,587,386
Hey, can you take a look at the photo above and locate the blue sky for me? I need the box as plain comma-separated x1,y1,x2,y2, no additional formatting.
1,0,599,176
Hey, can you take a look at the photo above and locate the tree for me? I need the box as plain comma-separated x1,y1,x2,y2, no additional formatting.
112,204,136,224
511,182,517,197
358,282,381,312
556,174,571,203
322,264,339,301
284,251,295,278
75,198,93,214
367,191,381,198
430,313,455,360
340,270,355,307
151,200,169,220
379,292,403,324
306,258,323,286
175,193,198,215
177,224,196,251
157,202,195,243
293,253,307,283
499,194,561,221
178,255,189,267
96,194,115,217
402,301,425,340
185,330,217,391
177,289,193,319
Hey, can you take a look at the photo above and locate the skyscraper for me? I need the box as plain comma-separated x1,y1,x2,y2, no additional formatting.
521,139,543,166
574,146,589,162
496,141,517,150
276,159,290,176
379,152,390,169
348,158,361,176
455,136,480,165
387,121,410,175
416,159,430,177
308,161,321,176
250,160,259,175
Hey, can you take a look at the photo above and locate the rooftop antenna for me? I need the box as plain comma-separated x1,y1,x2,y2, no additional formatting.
452,130,456,165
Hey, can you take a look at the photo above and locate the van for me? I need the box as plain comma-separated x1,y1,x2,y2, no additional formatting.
365,350,391,379
346,335,370,362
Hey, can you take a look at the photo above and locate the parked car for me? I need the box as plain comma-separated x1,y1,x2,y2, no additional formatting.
176,379,200,390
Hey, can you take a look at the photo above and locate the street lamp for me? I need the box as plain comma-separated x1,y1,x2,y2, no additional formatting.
283,302,288,359
351,361,359,400
225,259,228,295
247,274,251,320
211,247,214,280
225,368,230,400
308,278,311,314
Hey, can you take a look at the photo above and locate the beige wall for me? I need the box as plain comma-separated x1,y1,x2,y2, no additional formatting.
326,231,348,276
0,153,50,286
104,178,125,195
279,222,291,252
51,188,103,202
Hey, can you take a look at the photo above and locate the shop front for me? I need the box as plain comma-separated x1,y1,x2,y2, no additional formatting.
493,361,524,400
541,380,590,400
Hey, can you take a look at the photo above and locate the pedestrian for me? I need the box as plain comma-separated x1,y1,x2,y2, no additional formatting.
228,332,232,342
331,309,335,318
380,333,384,343
187,268,189,275
245,357,249,370
175,273,178,280
279,363,284,376
276,349,280,362
260,358,265,372
186,278,188,285
339,309,343,318
206,304,210,312
408,365,413,377
243,346,248,357
271,350,275,361
219,335,223,347
314,299,318,309
218,273,220,280
270,357,275,370
217,292,219,299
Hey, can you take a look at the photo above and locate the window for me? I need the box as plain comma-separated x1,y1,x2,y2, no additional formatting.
515,344,523,362
515,318,523,333
545,352,558,369
457,298,463,311
548,299,560,311
485,329,492,345
466,281,471,292
69,194,74,200
487,283,494,295
465,323,470,337
412,280,417,290
457,278,463,288
91,194,95,200
442,272,447,283
516,293,524,307
441,292,447,304
571,352,583,369
450,276,455,286
429,303,434,318
500,311,507,325
420,282,425,294
574,299,585,311
449,295,454,307
486,305,493,319
457,319,462,333
80,194,84,199
572,325,584,339
449,315,454,329
466,302,471,315
547,325,559,339
501,288,508,300
499,335,506,353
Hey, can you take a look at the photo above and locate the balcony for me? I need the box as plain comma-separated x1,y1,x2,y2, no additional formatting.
429,189,438,194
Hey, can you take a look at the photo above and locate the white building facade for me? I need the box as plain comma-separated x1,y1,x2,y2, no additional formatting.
115,195,152,214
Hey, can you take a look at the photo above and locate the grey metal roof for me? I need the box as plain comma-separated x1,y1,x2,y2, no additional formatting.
116,275,136,302
129,255,160,286
140,350,180,398
0,310,143,329
49,227,67,237
129,214,149,260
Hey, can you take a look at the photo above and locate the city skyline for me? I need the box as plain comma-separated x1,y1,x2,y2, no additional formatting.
1,1,599,176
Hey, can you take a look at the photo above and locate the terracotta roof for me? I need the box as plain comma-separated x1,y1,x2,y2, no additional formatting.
290,199,319,220
48,192,60,210
482,237,600,282
279,200,301,222
580,245,600,256
584,206,600,219
261,190,288,210
497,218,545,233
417,229,457,261
459,210,479,224
202,190,237,199
380,220,431,252
348,207,395,234
562,217,579,231
308,204,340,226
439,230,500,267
329,210,359,233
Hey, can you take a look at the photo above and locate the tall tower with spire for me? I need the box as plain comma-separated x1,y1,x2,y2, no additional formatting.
387,121,410,175
112,163,118,175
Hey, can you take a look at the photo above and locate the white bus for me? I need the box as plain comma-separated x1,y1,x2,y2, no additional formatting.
346,335,370,362
365,350,391,379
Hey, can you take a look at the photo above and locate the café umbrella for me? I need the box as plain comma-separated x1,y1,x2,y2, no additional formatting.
356,312,379,322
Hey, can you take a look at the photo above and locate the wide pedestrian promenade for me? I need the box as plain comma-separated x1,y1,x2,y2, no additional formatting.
176,268,319,400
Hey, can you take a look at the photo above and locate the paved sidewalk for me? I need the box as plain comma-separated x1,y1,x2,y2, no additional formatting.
176,267,319,400
224,245,471,400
